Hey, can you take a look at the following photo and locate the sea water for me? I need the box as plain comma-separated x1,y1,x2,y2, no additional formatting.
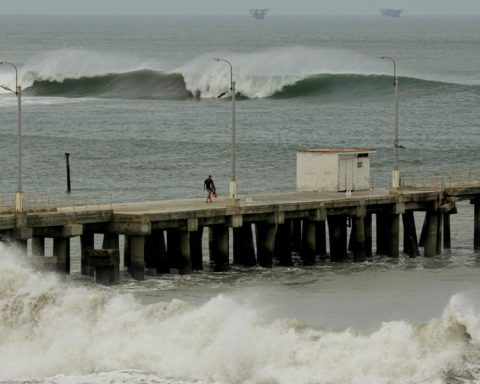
0,15,479,383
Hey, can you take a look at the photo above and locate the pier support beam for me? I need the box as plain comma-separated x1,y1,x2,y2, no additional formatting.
233,224,257,267
316,221,327,259
365,214,373,258
255,222,276,268
167,229,180,270
443,213,451,249
473,197,480,250
81,232,94,276
31,237,45,257
275,222,293,266
328,215,347,262
210,225,229,272
376,213,388,255
102,233,119,250
301,220,316,266
291,219,302,253
87,249,120,285
387,213,400,258
190,227,203,271
424,210,439,257
53,237,70,274
130,236,145,280
352,215,366,262
178,230,192,275
402,211,420,257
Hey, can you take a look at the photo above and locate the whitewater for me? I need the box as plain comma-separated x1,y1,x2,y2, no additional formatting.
1,242,480,384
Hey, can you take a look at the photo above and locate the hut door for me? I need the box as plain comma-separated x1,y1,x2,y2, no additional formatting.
338,156,354,191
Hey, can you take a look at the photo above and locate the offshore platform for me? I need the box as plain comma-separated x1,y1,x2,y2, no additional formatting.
249,9,269,20
380,8,403,17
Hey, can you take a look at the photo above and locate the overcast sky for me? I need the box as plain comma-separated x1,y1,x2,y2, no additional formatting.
1,0,480,15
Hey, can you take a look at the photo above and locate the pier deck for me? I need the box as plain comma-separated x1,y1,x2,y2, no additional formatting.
1,185,479,284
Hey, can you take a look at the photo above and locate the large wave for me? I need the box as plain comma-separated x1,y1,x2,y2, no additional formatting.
0,242,479,384
2,47,479,101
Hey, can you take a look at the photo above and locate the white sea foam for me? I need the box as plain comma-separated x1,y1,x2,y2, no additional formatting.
0,242,479,384
176,46,387,99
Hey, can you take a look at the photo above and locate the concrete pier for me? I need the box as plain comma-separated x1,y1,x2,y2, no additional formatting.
1,186,478,283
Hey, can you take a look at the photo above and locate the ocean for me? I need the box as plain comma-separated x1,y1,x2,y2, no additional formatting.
0,14,480,383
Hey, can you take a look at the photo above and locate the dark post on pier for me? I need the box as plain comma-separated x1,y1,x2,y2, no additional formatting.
65,152,71,193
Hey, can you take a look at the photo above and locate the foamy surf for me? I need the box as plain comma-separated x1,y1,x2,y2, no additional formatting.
0,243,479,384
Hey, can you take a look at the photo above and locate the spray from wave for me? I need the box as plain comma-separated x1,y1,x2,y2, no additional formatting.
2,47,477,102
0,243,479,384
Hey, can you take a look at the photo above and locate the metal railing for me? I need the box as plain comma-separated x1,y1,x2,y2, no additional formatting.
0,193,112,213
400,166,480,189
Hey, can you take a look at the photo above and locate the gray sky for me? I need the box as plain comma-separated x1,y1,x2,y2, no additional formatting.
1,0,480,15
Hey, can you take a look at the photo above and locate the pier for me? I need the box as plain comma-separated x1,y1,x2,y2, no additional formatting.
1,178,480,284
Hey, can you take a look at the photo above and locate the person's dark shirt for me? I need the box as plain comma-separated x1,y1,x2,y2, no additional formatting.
204,178,215,191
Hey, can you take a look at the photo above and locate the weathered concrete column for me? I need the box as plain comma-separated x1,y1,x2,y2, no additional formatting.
436,212,443,255
102,233,119,249
144,234,155,269
275,222,292,266
31,237,45,257
167,229,180,270
387,214,400,258
178,230,192,275
419,213,428,247
190,227,204,271
424,210,439,258
291,219,302,253
376,213,388,255
233,224,257,267
402,211,420,257
301,220,316,266
87,249,120,285
315,221,327,259
130,236,145,280
352,215,366,262
53,237,70,274
210,225,229,272
208,227,216,262
473,198,480,250
443,213,451,249
81,232,95,276
255,222,276,268
123,235,131,269
365,214,373,258
328,215,347,262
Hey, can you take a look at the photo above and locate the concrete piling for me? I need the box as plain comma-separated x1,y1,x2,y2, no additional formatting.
275,222,293,266
87,249,120,285
255,222,276,267
365,214,372,258
178,230,192,275
210,225,229,272
443,213,451,249
130,236,145,280
233,224,257,267
402,211,420,257
301,220,316,265
315,221,327,259
473,198,480,250
328,215,347,262
81,232,95,276
190,227,203,271
352,215,366,262
31,237,45,257
424,210,439,257
53,237,70,274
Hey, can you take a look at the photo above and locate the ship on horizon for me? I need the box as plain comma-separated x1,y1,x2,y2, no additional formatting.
380,8,403,17
250,9,269,20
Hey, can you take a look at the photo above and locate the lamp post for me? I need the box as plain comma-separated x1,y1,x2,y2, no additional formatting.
0,60,23,211
380,55,400,190
214,57,239,206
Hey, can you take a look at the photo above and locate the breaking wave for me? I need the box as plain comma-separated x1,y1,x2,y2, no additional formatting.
1,242,480,384
22,71,469,101
2,47,477,101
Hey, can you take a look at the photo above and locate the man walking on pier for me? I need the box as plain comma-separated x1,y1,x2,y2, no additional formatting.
204,174,216,203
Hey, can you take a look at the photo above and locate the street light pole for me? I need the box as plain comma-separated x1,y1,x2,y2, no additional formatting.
214,58,239,205
380,55,400,190
0,60,23,211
